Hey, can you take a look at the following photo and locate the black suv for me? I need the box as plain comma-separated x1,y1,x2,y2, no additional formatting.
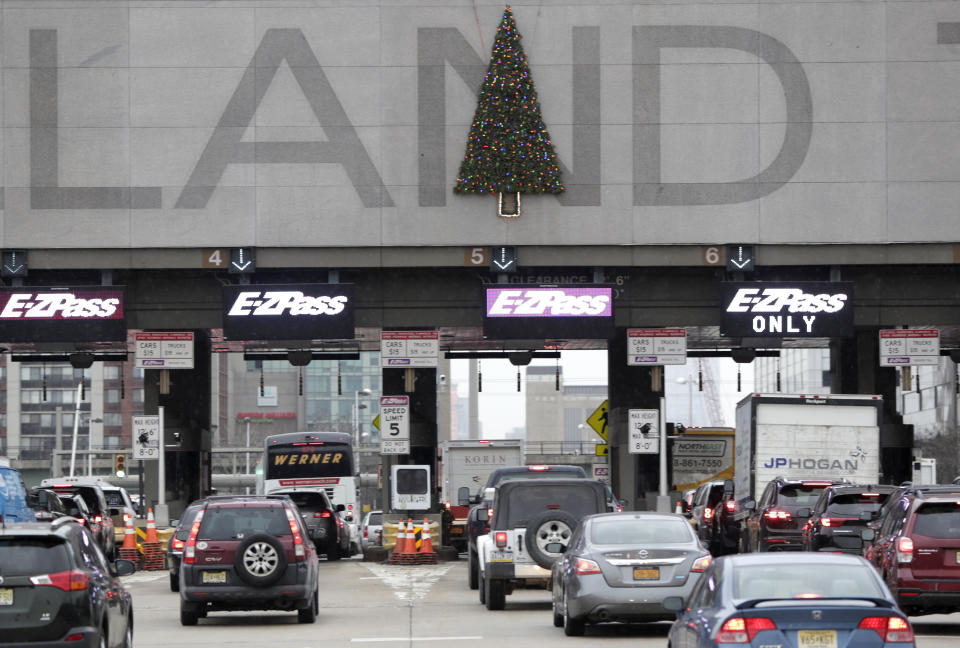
466,465,587,590
179,495,320,625
46,484,116,560
477,478,609,610
742,477,847,552
0,517,136,646
689,480,725,552
271,489,351,561
801,484,895,554
26,487,68,522
167,499,207,592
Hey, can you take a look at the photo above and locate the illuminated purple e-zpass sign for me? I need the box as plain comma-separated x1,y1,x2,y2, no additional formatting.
483,285,614,339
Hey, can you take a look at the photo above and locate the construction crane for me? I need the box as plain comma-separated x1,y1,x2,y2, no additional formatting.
700,359,728,428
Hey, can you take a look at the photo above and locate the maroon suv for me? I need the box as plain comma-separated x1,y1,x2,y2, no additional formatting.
179,495,320,625
867,488,960,615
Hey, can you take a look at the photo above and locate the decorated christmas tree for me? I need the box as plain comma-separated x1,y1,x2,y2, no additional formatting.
454,6,564,217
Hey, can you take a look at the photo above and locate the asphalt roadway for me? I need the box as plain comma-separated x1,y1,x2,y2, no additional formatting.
123,556,960,647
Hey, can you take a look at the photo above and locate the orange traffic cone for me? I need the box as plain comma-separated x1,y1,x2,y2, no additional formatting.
122,515,137,549
393,520,409,554
675,500,682,515
419,518,435,554
145,508,159,544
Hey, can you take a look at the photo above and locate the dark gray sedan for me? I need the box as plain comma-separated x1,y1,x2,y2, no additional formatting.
550,511,711,636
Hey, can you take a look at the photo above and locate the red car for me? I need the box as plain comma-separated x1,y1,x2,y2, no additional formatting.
866,487,960,615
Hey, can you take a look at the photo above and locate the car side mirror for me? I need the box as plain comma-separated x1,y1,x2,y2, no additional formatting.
477,508,489,522
796,508,811,518
744,500,756,511
336,504,346,512
114,559,137,577
662,596,685,613
861,528,875,541
469,494,480,505
457,487,471,507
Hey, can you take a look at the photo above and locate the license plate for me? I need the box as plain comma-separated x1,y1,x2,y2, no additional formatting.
0,589,11,606
633,568,659,580
798,630,837,648
491,551,513,563
201,571,226,584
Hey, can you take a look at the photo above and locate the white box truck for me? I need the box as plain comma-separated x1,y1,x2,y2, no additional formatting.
440,439,523,551
733,393,883,505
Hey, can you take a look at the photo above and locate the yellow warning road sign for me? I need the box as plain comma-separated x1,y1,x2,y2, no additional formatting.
586,400,609,442
595,443,609,457
373,415,380,431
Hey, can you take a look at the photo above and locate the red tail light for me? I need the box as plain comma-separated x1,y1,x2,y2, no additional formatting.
93,515,102,523
691,555,712,572
363,527,368,539
717,617,776,643
703,507,714,521
30,569,89,591
74,517,85,525
859,616,915,642
495,532,508,548
172,538,185,550
763,509,791,521
487,508,494,519
286,509,306,560
184,509,205,565
725,500,736,512
822,517,857,527
897,536,914,564
574,558,601,575
315,511,332,518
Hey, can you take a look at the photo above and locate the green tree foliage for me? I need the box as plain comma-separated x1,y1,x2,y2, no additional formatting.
454,6,564,195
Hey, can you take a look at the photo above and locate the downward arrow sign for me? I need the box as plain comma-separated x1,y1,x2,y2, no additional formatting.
493,259,515,270
4,264,22,274
232,260,252,271
729,258,751,270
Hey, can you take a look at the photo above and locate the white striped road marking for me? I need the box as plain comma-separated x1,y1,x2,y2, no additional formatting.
361,563,454,602
352,637,482,643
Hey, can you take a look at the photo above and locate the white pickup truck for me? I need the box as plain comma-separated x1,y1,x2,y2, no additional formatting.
476,479,609,610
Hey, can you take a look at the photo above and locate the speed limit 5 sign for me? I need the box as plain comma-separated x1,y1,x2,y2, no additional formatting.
379,396,410,455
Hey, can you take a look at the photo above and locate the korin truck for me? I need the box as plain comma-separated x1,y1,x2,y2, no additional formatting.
733,393,883,507
440,439,523,552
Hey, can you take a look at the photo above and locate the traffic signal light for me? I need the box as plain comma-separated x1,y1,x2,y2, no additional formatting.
114,454,126,478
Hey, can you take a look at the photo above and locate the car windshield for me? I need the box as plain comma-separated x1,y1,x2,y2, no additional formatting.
733,564,885,600
61,498,86,517
368,512,382,525
778,486,827,506
591,517,692,545
103,491,126,507
198,506,290,540
0,537,71,575
175,506,203,539
280,493,329,513
502,486,598,527
913,503,960,538
826,493,887,516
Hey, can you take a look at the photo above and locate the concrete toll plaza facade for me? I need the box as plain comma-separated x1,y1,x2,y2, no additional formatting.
1,1,960,514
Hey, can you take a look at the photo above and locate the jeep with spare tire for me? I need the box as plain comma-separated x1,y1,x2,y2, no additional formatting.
476,478,609,610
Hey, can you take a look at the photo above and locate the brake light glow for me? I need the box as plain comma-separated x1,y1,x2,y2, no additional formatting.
184,509,205,564
487,508,494,519
65,633,85,642
285,508,306,559
862,493,880,497
574,558,601,575
821,517,856,527
802,482,833,487
123,513,131,522
703,507,714,520
725,500,736,512
716,617,776,643
897,537,914,564
315,511,332,518
495,532,508,548
691,555,712,572
74,517,85,525
93,515,102,523
30,569,89,591
858,616,915,642
172,538,185,550
764,510,791,521
527,465,549,471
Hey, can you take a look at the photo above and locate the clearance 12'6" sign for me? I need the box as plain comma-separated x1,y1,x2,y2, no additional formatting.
720,282,854,338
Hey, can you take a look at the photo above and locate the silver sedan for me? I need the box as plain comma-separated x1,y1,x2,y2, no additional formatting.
550,511,712,636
